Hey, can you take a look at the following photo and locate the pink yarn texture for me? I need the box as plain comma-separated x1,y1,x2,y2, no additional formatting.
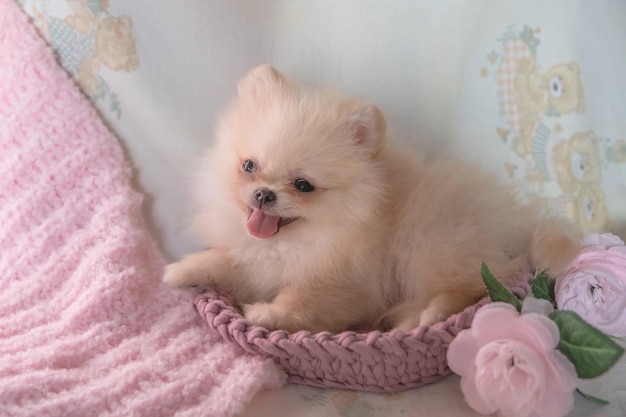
0,2,284,416
195,274,532,392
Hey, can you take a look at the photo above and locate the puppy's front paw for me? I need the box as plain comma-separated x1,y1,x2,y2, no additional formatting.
162,261,208,288
242,303,287,330
418,307,447,327
392,303,451,331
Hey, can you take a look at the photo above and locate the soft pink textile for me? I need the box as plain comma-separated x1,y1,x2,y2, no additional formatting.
0,1,285,416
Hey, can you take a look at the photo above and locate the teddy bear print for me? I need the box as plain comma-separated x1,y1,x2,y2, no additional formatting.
498,41,585,141
543,185,609,233
574,184,609,232
491,26,624,234
514,61,585,134
552,131,602,193
547,131,609,231
29,0,139,118
64,4,139,96
512,57,545,130
543,63,586,115
513,60,586,118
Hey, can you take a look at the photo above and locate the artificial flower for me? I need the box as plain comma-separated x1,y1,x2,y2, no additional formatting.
447,301,577,417
556,233,626,337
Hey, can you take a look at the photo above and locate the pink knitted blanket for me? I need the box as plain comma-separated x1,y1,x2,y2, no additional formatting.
0,2,285,416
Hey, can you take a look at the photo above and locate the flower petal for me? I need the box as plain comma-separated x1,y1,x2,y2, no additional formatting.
472,303,521,345
522,297,554,316
534,388,575,417
516,314,561,351
452,299,577,417
556,251,626,337
545,351,579,392
460,373,497,415
447,330,480,376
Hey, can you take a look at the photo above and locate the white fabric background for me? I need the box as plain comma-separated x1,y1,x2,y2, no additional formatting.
16,1,626,416
97,0,626,260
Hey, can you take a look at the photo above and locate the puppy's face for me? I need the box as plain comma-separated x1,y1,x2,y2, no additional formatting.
209,65,388,240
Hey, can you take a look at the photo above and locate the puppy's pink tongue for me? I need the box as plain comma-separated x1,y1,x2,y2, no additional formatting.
246,208,280,239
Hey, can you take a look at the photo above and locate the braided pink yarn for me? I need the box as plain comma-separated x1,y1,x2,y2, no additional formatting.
195,273,532,392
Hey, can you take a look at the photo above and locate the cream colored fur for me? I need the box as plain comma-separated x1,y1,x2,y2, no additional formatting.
164,65,581,333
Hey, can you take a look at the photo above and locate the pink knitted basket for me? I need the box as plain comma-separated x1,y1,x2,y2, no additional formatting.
194,273,532,392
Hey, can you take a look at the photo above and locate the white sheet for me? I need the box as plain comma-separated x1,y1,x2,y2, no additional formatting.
17,1,626,416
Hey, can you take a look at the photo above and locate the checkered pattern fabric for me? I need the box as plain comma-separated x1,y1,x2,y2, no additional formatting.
496,39,532,134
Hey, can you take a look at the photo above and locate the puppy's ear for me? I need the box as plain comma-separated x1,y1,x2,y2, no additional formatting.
346,102,387,157
237,65,288,99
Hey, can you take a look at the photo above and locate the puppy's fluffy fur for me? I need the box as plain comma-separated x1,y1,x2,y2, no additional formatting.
164,65,581,333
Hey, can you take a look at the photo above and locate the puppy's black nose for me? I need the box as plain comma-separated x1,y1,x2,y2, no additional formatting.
254,187,276,207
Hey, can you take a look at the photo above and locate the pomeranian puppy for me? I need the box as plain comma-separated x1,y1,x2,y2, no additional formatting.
164,65,581,333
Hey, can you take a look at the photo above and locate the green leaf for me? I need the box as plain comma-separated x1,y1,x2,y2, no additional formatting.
481,262,522,312
532,272,555,303
576,389,609,405
549,310,625,378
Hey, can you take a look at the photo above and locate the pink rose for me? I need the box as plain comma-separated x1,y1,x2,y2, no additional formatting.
447,301,577,417
556,233,626,337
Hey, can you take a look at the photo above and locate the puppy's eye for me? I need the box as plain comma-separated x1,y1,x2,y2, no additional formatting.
294,179,315,192
242,159,256,172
